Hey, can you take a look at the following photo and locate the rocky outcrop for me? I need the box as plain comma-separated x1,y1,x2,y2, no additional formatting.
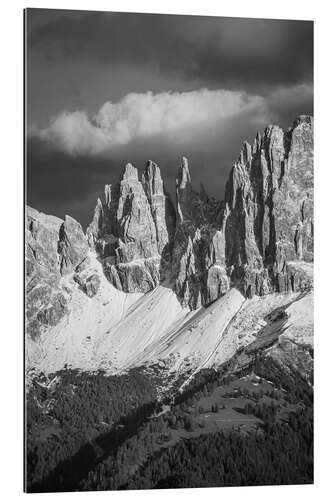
26,114,313,334
142,160,175,260
224,115,313,296
171,157,229,308
25,115,314,385
25,207,92,339
87,115,313,306
88,161,175,293
73,256,100,298
157,116,313,306
26,207,66,339
58,215,89,275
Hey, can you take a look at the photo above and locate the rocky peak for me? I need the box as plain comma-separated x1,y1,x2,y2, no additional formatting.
88,161,176,293
176,156,195,224
117,165,145,220
122,162,138,181
171,156,229,309
142,160,176,257
224,114,313,297
104,184,112,209
26,115,313,318
238,141,252,166
142,160,163,201
87,197,105,245
25,208,91,340
176,156,192,189
58,215,89,275
293,114,313,128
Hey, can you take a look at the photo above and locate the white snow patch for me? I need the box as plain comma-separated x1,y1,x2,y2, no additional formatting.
28,252,143,373
131,287,245,379
281,292,313,346
26,252,313,381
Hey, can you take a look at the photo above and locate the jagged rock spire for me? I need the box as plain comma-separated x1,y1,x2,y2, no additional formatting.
252,131,262,155
122,162,138,181
293,115,313,128
59,215,89,276
104,184,112,209
224,114,313,297
85,115,313,304
87,160,176,293
176,156,193,223
142,160,175,256
199,182,209,202
238,141,252,165
142,160,163,201
176,156,191,189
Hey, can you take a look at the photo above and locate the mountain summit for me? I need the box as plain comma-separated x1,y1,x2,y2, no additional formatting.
86,115,313,307
25,116,313,378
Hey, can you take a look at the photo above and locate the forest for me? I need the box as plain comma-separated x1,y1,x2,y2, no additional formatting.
124,407,313,489
26,367,159,491
26,357,313,492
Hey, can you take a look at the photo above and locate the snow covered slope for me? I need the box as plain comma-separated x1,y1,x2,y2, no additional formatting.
26,252,143,374
127,288,245,373
264,292,314,379
26,249,313,382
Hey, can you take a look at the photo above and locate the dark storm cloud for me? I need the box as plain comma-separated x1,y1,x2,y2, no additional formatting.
26,133,232,229
27,10,313,92
27,82,313,229
26,9,313,227
26,137,117,226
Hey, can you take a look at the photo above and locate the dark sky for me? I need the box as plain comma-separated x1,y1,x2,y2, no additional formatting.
26,9,313,228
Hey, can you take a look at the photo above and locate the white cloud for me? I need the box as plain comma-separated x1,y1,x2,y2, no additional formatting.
31,89,268,156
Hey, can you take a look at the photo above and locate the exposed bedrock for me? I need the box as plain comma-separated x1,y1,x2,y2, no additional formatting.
27,115,312,321
25,207,92,338
224,114,313,297
87,115,313,306
87,161,176,293
58,215,89,275
171,157,229,308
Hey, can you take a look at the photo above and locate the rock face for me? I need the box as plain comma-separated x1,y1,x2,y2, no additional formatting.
224,115,313,296
25,207,90,339
73,256,101,298
87,115,313,306
26,114,313,343
171,157,229,308
142,160,175,259
25,115,314,384
87,161,175,293
58,215,89,275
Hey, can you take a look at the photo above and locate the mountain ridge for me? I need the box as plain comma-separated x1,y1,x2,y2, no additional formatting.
25,115,313,379
86,114,313,307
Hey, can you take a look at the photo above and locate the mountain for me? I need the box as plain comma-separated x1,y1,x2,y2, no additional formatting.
86,160,175,293
25,116,313,384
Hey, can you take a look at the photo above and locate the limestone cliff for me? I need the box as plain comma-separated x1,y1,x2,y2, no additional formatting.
87,115,313,306
87,161,175,293
26,114,313,338
171,157,229,308
25,207,91,338
224,115,313,296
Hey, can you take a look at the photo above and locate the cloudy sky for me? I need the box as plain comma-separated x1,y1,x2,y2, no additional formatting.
26,9,313,227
